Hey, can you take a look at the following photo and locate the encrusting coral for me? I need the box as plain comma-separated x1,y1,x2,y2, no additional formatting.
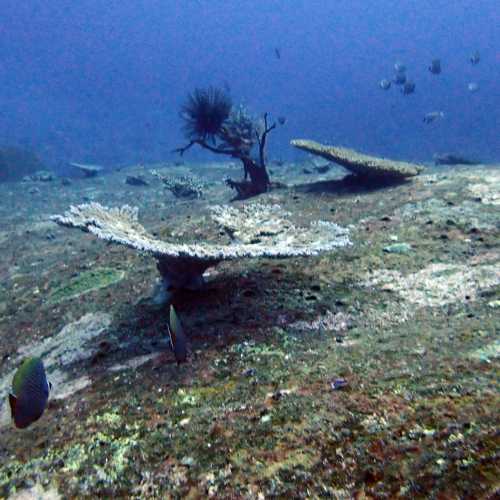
51,202,351,298
291,139,424,180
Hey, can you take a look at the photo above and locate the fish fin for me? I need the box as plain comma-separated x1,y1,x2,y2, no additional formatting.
169,305,184,337
167,325,175,350
8,393,17,417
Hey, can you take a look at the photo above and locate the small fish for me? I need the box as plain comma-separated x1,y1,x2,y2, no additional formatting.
9,357,51,429
470,50,480,65
168,305,187,363
379,79,391,90
274,48,281,60
428,59,441,74
277,116,286,126
401,81,415,95
423,111,444,124
393,72,407,85
468,82,479,93
394,62,406,74
242,368,256,377
330,378,348,391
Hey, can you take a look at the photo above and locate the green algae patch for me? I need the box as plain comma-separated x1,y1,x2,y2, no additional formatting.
468,339,500,362
383,242,412,254
261,449,319,478
0,409,142,497
89,411,123,428
48,268,125,304
175,385,228,406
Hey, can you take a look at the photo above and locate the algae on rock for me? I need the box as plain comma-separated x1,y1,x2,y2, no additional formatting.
48,268,125,304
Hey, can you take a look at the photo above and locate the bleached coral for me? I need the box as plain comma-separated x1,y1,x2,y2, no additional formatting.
210,204,291,243
51,202,351,293
362,262,500,308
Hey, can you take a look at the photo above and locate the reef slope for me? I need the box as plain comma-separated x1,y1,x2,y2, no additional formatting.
0,161,498,498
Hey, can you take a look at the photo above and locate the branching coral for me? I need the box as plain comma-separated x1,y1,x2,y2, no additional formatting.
51,202,351,297
151,170,205,199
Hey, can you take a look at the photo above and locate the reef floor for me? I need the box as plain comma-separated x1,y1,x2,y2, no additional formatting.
0,160,499,498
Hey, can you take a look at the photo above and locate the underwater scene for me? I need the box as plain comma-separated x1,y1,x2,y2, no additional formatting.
0,1,499,498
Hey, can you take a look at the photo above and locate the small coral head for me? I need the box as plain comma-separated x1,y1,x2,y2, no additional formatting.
181,86,232,142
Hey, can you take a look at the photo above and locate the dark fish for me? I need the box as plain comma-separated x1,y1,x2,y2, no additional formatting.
9,357,51,429
394,62,406,74
379,79,391,90
277,116,286,126
402,81,415,95
470,50,480,65
274,48,281,59
393,72,407,85
168,305,187,363
330,378,348,391
423,111,444,124
428,59,441,74
125,175,148,186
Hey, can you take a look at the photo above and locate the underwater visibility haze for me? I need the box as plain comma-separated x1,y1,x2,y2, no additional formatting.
1,0,500,167
0,1,499,498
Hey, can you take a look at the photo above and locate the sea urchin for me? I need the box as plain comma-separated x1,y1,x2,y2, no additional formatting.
180,86,232,142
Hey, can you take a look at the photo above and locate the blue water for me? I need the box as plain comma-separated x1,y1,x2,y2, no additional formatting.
1,0,499,170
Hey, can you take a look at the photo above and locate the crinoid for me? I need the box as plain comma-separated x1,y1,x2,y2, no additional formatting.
180,86,232,143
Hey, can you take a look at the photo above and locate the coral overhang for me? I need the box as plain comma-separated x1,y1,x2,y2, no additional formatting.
291,139,424,180
51,202,351,292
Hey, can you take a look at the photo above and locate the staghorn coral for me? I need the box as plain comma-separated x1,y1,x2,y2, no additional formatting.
51,202,351,296
291,139,423,180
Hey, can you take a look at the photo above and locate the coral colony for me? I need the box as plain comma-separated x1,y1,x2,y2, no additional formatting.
51,202,351,299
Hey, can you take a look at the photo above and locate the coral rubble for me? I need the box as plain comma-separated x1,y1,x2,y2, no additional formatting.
291,139,423,180
51,202,351,294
